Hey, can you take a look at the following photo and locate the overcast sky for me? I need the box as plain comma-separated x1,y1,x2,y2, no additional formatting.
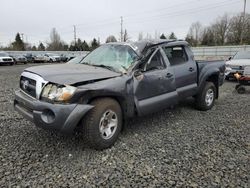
0,0,249,46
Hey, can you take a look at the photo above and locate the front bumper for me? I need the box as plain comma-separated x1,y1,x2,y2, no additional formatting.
0,61,13,64
14,90,93,133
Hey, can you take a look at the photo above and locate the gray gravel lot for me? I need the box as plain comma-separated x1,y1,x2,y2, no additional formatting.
0,64,249,187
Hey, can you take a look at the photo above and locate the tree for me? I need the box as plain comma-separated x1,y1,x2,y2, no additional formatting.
90,38,100,51
160,34,166,39
227,13,250,45
47,28,66,51
31,46,37,51
169,32,177,40
123,29,129,42
38,42,45,51
201,27,215,46
12,33,25,50
82,40,90,51
186,22,203,46
106,35,117,43
138,32,144,41
211,14,230,45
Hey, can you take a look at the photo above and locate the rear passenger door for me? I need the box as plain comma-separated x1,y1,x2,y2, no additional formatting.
162,45,198,98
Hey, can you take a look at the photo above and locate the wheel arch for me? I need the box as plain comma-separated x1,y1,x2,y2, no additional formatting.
87,94,135,119
199,71,220,99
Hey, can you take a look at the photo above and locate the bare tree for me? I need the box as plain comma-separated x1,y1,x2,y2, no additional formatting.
138,32,144,41
227,13,250,45
211,14,230,45
186,22,203,46
47,28,65,51
106,35,117,43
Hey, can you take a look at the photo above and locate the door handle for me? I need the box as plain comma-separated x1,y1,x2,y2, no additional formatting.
189,67,194,72
166,73,173,78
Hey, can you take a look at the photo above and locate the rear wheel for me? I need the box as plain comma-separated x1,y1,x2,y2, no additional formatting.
82,98,122,150
195,82,216,111
237,86,246,94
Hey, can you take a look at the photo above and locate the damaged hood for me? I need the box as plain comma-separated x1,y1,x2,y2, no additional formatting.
25,63,121,85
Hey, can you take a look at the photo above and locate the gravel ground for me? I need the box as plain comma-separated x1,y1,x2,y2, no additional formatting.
0,64,249,187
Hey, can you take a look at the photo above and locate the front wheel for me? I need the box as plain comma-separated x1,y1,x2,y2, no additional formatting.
195,82,216,111
82,98,122,150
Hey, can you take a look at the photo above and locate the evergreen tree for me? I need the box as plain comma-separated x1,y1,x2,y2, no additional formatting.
160,34,166,39
169,32,177,40
90,38,99,51
82,40,90,51
38,42,45,51
12,33,25,50
31,46,37,51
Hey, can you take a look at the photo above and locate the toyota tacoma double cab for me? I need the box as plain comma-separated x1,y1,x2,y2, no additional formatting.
14,40,225,150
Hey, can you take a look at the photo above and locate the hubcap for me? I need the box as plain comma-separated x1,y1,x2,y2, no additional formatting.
99,110,118,140
205,88,214,106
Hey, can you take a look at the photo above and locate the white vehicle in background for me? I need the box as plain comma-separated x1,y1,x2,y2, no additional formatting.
0,52,14,66
225,51,250,80
33,54,50,63
44,53,61,62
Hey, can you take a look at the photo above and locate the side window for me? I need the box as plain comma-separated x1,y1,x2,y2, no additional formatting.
145,50,165,71
163,46,188,65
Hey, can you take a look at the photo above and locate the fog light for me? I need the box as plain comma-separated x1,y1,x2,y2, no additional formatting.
41,109,55,124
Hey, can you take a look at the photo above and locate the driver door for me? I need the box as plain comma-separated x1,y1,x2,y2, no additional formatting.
133,48,177,115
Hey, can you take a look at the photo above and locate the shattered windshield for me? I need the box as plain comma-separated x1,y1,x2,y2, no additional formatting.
79,44,138,73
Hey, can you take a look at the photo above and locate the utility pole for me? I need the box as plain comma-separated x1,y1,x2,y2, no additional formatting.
240,0,246,44
120,16,123,42
73,25,77,46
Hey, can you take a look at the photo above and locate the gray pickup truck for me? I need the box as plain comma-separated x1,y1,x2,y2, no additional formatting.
14,40,225,149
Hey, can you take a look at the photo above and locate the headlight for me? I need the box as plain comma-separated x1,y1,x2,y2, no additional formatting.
41,84,77,102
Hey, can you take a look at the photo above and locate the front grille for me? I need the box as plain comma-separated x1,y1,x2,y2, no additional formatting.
3,58,12,62
20,76,36,98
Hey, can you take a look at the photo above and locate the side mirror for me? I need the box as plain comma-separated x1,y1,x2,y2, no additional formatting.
228,57,232,60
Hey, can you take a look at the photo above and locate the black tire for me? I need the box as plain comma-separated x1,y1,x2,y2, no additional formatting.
195,82,216,111
237,86,246,94
49,59,53,63
82,98,122,150
235,84,241,90
9,62,14,66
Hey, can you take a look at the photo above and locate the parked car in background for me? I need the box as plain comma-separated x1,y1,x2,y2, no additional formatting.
60,54,69,62
11,54,28,64
0,52,14,65
24,53,35,63
34,54,50,63
225,51,250,80
45,53,61,62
